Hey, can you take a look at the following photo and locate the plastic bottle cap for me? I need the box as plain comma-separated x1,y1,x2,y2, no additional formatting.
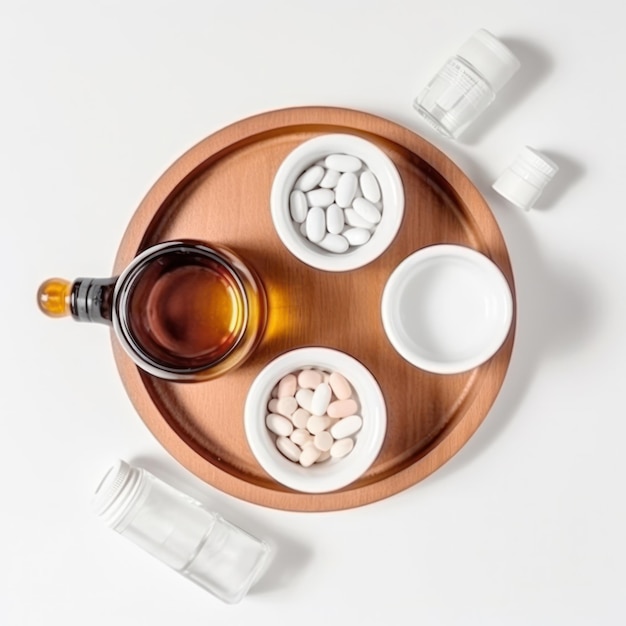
93,459,144,528
492,146,559,211
457,29,520,92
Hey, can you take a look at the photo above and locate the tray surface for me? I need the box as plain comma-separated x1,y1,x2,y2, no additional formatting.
112,107,516,511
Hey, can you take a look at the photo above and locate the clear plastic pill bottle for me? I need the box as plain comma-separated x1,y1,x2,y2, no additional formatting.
413,29,520,139
93,459,271,604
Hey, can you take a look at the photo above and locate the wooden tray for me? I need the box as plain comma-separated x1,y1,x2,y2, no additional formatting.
112,107,516,512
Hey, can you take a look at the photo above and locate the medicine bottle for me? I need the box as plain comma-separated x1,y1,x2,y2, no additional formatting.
413,29,520,139
93,459,271,604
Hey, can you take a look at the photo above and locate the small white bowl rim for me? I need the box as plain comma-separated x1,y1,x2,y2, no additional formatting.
381,244,514,374
244,347,387,493
270,133,405,272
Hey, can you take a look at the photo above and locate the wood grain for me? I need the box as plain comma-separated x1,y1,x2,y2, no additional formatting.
111,107,516,511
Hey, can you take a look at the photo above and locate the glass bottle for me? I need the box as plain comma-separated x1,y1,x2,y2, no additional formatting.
93,459,271,604
413,29,520,139
37,240,267,381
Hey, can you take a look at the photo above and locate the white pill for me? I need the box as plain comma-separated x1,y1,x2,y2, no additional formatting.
316,449,331,463
319,168,341,188
307,414,331,435
326,204,345,234
310,382,332,416
334,172,358,208
306,206,326,243
330,414,363,439
314,431,334,452
276,436,301,462
344,208,375,229
276,396,298,417
296,165,325,192
306,188,335,208
328,371,352,400
266,413,294,437
343,227,371,246
330,437,354,458
327,398,358,418
359,170,381,203
352,197,381,224
290,428,312,446
295,388,314,412
299,443,322,467
277,373,297,397
267,398,280,413
291,407,311,429
289,190,308,223
317,233,349,253
298,369,323,389
325,154,362,173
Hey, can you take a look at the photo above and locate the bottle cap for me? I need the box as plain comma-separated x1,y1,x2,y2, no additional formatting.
492,146,559,211
457,29,520,92
93,460,145,529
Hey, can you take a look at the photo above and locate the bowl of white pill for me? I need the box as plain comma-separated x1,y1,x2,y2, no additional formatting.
244,347,387,493
270,133,404,272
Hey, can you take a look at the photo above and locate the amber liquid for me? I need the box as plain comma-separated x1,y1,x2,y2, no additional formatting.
128,253,247,371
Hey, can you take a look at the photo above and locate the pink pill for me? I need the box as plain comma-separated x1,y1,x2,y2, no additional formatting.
327,398,358,418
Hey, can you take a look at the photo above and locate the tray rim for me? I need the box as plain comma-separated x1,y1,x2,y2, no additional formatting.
111,106,516,512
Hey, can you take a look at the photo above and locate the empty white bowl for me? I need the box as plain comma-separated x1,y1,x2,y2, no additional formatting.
270,133,404,272
244,347,387,493
381,245,514,374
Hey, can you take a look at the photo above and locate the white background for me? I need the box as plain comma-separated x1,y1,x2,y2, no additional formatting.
2,1,625,624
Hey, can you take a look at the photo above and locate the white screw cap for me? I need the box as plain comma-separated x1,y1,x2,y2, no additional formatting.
492,146,559,211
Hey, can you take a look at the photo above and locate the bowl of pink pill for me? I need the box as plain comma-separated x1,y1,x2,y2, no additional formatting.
270,133,404,272
244,347,387,493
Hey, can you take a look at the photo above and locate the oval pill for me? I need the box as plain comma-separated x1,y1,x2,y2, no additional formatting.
277,373,297,398
324,154,362,173
314,431,334,452
334,172,358,208
289,190,308,223
327,398,358,418
276,396,298,417
319,168,341,188
343,227,371,246
317,233,349,253
326,204,345,234
291,407,311,429
307,415,331,435
295,388,314,412
305,206,326,243
359,169,381,203
267,398,280,413
306,188,335,208
266,413,294,437
328,371,352,400
296,165,325,192
276,436,301,462
299,444,322,467
344,208,375,229
290,428,312,446
316,449,331,463
298,369,323,389
352,197,381,224
330,414,362,439
330,437,355,458
310,382,332,416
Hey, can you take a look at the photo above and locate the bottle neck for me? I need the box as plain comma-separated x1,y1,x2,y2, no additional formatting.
71,277,117,324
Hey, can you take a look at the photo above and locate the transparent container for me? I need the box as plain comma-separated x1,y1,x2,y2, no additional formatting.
413,29,520,139
93,460,271,604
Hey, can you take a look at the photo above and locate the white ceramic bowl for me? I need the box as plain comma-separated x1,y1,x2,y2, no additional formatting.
270,133,404,272
381,245,514,374
244,347,387,493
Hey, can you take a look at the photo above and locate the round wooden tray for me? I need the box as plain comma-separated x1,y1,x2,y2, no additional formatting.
112,106,516,512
